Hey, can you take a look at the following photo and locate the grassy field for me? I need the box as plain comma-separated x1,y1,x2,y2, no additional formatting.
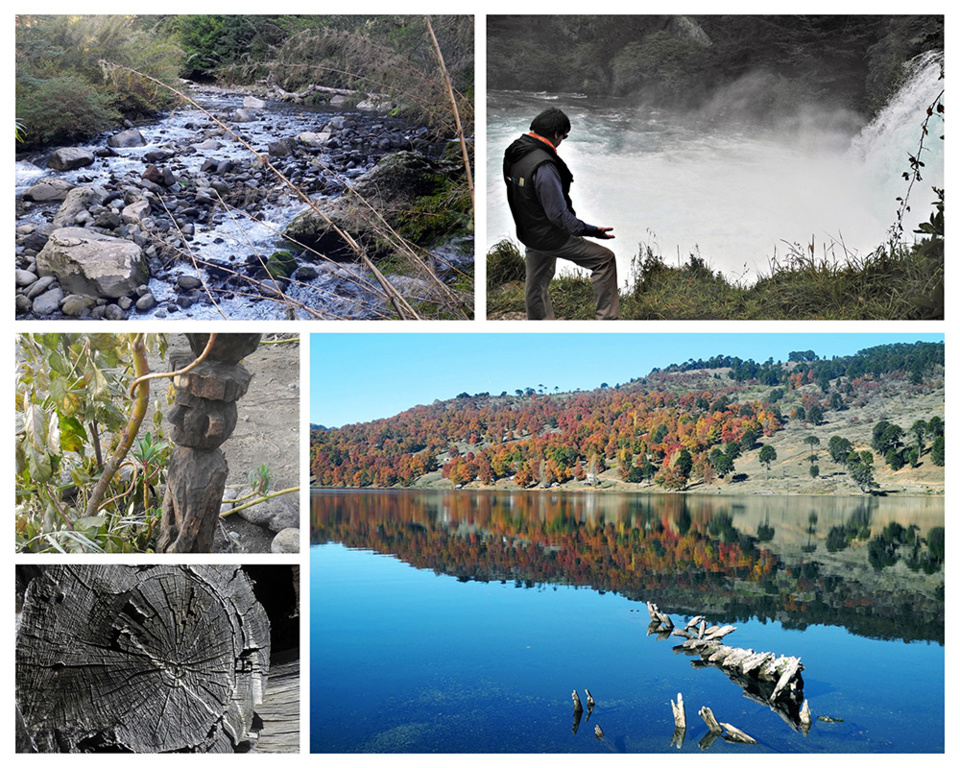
487,211,943,321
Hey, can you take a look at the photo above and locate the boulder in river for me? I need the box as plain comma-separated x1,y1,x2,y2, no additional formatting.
47,148,94,172
36,227,149,299
107,128,146,148
283,150,447,261
23,178,75,203
52,185,107,228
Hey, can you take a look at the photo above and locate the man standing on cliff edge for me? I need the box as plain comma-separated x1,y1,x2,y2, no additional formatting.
503,107,619,320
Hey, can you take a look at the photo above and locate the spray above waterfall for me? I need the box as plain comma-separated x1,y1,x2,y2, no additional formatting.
488,49,944,283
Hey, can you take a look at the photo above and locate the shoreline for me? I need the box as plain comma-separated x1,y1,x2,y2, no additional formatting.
310,480,944,498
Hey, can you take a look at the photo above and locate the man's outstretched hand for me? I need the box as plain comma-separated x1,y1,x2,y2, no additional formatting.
584,225,615,239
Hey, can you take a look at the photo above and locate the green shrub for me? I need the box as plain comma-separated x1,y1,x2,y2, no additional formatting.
17,74,120,145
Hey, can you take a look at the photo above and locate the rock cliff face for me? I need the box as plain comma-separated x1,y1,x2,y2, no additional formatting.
488,15,943,113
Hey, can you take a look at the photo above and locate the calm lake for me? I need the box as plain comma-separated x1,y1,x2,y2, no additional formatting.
310,489,944,753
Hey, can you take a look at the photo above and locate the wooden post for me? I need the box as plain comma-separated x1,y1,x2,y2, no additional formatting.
671,692,686,729
16,565,270,753
572,689,584,713
698,706,723,733
157,334,261,553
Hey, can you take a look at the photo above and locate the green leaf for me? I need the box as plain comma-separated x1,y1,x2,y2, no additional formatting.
59,415,88,453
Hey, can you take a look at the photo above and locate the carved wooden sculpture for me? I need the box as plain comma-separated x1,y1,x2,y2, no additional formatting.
157,333,261,553
16,565,270,753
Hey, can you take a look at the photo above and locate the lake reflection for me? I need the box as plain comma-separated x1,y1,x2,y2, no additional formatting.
311,490,943,753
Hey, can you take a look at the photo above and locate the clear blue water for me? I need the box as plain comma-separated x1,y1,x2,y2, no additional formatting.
310,491,944,753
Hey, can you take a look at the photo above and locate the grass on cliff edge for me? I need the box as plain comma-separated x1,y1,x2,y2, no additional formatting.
487,221,943,321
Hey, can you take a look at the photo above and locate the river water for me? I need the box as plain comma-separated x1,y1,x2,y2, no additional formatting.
17,85,467,320
310,489,943,753
487,52,944,283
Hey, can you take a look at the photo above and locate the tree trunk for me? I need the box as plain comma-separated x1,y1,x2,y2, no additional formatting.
16,565,270,753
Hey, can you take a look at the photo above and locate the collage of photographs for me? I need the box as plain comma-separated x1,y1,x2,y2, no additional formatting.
10,9,948,759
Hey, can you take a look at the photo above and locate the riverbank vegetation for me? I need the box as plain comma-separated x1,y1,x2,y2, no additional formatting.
17,15,473,150
310,341,944,495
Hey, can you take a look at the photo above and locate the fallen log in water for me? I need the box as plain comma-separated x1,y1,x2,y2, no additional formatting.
16,565,270,753
646,606,807,731
572,689,584,713
721,722,758,745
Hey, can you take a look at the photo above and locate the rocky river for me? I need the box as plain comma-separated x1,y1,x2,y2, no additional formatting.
15,84,473,320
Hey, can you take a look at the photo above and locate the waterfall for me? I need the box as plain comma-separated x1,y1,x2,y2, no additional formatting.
850,50,944,232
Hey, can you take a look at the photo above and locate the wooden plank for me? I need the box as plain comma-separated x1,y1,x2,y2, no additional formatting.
255,651,301,753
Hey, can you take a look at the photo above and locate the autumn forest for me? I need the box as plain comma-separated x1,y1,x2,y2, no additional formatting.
310,342,944,492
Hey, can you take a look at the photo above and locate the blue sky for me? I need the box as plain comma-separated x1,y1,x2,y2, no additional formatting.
310,332,943,427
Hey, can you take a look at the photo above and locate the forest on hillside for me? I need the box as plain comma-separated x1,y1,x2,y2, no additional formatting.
488,15,942,117
310,342,944,491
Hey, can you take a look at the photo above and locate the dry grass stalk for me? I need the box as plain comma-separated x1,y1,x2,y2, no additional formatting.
426,16,474,213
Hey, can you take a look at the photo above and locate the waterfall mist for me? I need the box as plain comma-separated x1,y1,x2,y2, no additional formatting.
488,52,943,283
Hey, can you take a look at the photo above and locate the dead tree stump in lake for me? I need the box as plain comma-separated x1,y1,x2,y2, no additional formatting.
16,565,270,753
157,333,261,553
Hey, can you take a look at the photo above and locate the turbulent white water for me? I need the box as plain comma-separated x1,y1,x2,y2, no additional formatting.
488,52,944,283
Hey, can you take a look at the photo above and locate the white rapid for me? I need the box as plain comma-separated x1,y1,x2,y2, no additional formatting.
487,51,944,283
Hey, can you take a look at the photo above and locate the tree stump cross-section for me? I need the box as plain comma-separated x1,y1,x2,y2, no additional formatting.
16,565,270,753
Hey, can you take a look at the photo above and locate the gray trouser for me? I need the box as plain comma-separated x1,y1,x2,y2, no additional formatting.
525,235,619,320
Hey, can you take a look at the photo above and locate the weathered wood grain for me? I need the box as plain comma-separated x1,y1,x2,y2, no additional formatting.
16,565,270,753
254,650,300,753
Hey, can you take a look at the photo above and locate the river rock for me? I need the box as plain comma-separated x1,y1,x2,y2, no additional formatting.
144,148,175,162
48,148,94,171
284,150,444,260
177,275,202,291
52,186,107,228
135,292,157,312
31,286,64,316
15,269,38,288
243,96,266,110
107,128,146,148
23,178,75,202
26,275,57,299
60,294,97,316
297,129,333,146
268,138,297,157
271,528,300,554
142,165,164,185
36,228,149,299
122,199,152,226
233,108,257,123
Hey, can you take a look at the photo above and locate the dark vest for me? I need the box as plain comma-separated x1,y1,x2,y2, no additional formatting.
504,136,575,250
